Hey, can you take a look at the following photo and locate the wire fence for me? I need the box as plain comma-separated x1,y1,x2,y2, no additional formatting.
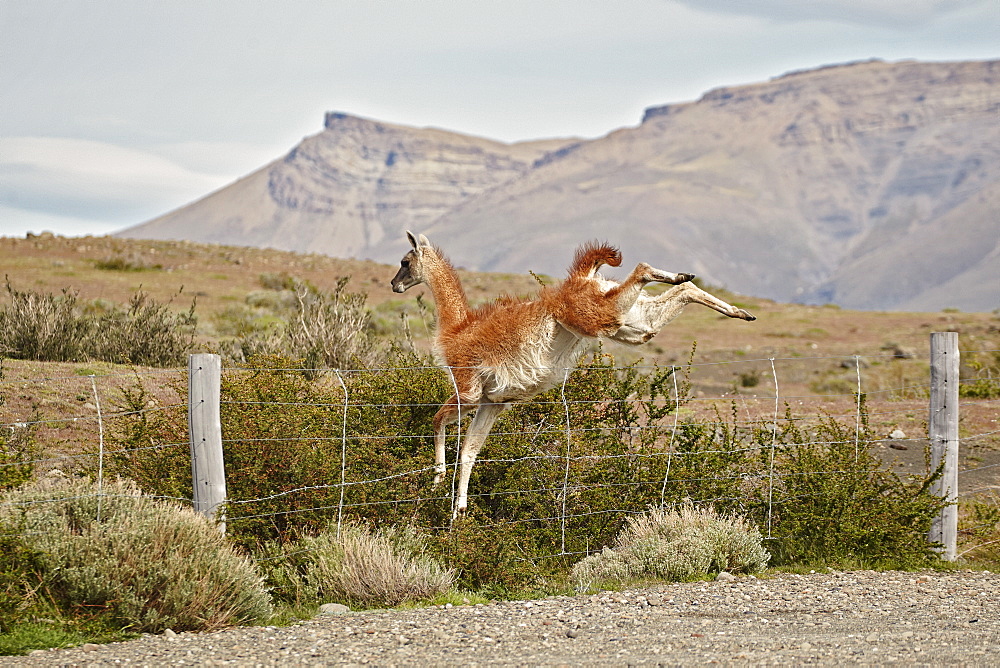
2,340,999,559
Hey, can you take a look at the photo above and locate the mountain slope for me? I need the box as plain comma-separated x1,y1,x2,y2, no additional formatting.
119,59,1000,311
126,113,575,261
421,59,1000,310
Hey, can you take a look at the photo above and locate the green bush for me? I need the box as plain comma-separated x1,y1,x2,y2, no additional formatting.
93,254,162,272
959,348,1000,398
111,351,453,547
0,528,43,630
570,503,769,589
758,399,945,568
958,492,1000,567
108,354,947,595
0,425,36,494
0,478,272,633
433,514,558,595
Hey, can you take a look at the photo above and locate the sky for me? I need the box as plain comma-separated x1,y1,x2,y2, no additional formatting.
2,0,997,239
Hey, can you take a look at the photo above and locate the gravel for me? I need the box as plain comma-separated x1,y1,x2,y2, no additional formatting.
7,570,999,666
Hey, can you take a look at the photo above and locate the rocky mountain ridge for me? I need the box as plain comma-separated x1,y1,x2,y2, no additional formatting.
120,59,1000,311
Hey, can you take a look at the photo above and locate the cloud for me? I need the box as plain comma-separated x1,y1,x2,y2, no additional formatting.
0,137,233,224
672,0,989,27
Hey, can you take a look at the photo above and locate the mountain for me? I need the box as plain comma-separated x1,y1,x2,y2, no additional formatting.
123,112,574,262
119,59,1000,311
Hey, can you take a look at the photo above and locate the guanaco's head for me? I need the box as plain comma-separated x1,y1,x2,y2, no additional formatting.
391,230,432,293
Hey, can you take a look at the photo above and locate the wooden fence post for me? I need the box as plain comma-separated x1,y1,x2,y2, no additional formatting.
188,353,226,531
928,332,959,560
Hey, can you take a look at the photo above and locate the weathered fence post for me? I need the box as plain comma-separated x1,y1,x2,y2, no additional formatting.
928,332,959,560
188,353,226,531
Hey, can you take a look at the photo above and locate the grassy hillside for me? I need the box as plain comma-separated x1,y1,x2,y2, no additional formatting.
2,232,998,465
6,232,997,355
6,232,998,368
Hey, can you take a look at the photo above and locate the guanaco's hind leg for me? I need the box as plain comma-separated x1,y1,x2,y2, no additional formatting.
432,367,485,486
609,281,756,346
555,261,696,339
603,262,695,316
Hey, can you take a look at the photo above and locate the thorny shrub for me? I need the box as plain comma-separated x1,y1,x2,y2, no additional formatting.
958,491,1000,567
0,360,37,491
0,427,34,493
111,351,452,549
960,349,1000,399
758,398,945,568
0,525,43,630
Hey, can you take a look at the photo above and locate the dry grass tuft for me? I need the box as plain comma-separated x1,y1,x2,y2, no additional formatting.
302,523,455,608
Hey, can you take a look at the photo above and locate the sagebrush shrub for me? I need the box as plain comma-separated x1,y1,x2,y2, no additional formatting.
257,523,454,608
0,281,87,361
225,276,387,370
90,291,196,366
0,478,272,633
570,503,769,589
301,523,454,608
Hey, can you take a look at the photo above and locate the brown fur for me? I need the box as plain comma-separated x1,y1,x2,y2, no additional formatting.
389,230,726,517
543,242,622,337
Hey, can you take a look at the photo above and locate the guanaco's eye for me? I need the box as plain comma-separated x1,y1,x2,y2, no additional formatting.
400,260,410,268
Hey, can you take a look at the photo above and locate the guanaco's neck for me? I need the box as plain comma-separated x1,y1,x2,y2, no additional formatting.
422,250,470,333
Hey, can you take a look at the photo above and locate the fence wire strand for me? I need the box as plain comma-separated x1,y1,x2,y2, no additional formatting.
2,349,998,552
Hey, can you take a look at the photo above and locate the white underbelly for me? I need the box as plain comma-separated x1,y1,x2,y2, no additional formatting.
483,323,583,402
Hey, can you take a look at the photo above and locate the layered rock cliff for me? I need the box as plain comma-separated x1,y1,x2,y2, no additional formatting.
128,113,573,262
120,59,1000,311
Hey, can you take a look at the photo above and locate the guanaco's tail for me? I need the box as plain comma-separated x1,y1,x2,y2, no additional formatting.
567,241,622,278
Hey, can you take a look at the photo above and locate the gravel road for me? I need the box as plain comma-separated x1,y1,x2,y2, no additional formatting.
6,570,998,666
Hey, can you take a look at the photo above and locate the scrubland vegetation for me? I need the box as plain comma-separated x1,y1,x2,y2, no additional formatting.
1,234,998,654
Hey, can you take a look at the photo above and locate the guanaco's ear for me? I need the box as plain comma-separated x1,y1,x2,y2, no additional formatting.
406,230,432,248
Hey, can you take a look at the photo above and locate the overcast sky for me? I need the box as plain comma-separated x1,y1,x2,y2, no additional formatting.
2,0,997,238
